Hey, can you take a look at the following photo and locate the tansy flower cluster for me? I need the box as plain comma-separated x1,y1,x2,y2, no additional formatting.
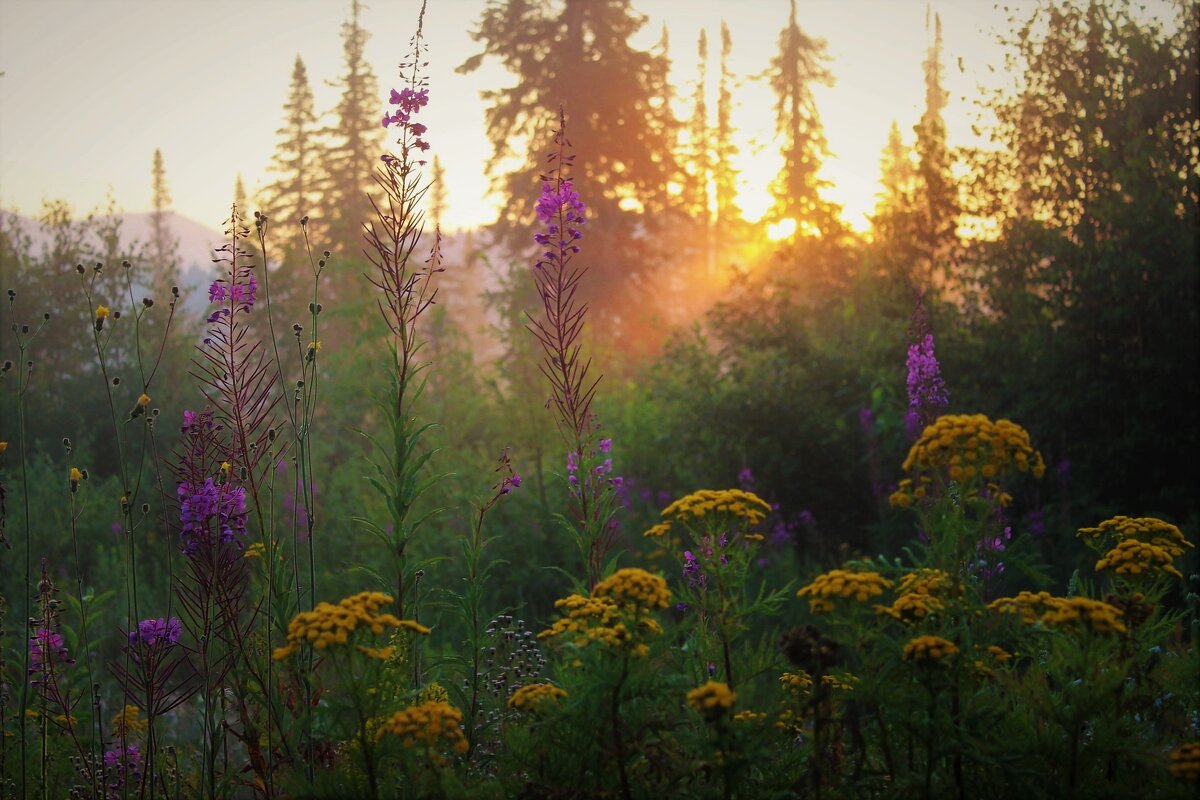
539,568,669,656
1078,516,1193,581
111,705,147,737
902,635,958,663
889,414,1045,509
780,671,814,697
272,591,429,660
687,681,737,715
1095,539,1183,579
644,488,772,538
875,568,954,623
508,683,567,714
798,569,893,613
1169,742,1200,780
376,701,468,755
592,567,671,611
1077,516,1193,556
989,592,1127,635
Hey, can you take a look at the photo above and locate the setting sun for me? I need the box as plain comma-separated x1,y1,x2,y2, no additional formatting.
766,217,797,241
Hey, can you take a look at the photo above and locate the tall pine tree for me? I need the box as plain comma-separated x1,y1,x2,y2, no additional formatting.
149,148,179,300
764,0,839,238
459,0,680,340
323,0,383,261
913,9,958,290
263,55,321,252
714,21,742,238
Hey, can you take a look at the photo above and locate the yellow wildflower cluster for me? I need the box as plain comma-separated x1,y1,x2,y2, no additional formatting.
376,701,469,755
244,542,266,559
111,705,147,737
780,671,814,697
95,305,110,320
419,682,449,705
687,681,737,715
644,488,772,538
889,414,1045,508
508,683,567,713
1096,539,1183,579
540,570,669,656
1078,516,1193,556
593,568,671,611
797,569,893,613
989,592,1126,635
1169,742,1200,780
902,635,958,663
821,673,857,692
733,710,766,723
876,569,955,623
272,591,430,660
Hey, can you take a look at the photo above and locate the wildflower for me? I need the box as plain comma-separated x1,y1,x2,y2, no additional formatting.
687,681,737,715
128,617,182,648
592,568,671,610
272,591,429,660
780,671,814,697
1077,516,1193,559
989,592,1126,635
733,710,766,723
307,341,321,353
376,700,468,755
177,477,247,555
95,305,110,320
905,334,949,438
1096,539,1183,579
1169,742,1200,780
643,521,673,538
902,635,958,663
508,683,567,714
890,414,1044,510
137,393,151,407
111,705,147,737
660,488,772,530
244,542,266,559
104,743,142,793
69,467,83,491
797,569,893,613
500,473,521,495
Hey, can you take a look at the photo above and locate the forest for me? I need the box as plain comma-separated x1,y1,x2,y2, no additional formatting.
0,0,1197,797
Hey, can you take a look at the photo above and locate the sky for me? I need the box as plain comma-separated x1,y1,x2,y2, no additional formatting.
0,0,1180,235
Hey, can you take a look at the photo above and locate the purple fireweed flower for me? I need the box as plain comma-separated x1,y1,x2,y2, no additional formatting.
29,628,68,668
177,477,248,555
129,617,182,648
104,744,142,798
533,179,586,253
738,467,756,492
905,334,949,438
598,438,612,454
208,282,227,304
500,474,521,495
682,550,708,590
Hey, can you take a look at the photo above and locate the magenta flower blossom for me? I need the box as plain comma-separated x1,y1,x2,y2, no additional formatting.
128,617,182,648
29,628,68,668
178,477,248,555
905,333,949,439
533,179,587,254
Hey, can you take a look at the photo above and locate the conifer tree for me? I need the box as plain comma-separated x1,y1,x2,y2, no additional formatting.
323,0,383,260
913,10,958,288
685,30,713,276
459,0,680,337
149,148,179,299
428,154,447,235
263,55,321,251
764,0,839,237
714,21,742,236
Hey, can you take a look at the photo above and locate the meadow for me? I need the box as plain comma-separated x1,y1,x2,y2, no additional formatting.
0,0,1197,798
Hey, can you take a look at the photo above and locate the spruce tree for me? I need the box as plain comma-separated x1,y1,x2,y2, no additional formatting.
685,30,713,276
323,0,383,261
149,148,179,300
913,10,958,289
459,0,680,340
764,0,839,237
714,21,742,237
263,55,321,252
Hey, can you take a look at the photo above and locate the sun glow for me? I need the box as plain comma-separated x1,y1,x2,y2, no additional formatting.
766,218,797,241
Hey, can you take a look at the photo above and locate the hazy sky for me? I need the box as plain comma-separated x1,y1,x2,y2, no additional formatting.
0,0,1179,234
